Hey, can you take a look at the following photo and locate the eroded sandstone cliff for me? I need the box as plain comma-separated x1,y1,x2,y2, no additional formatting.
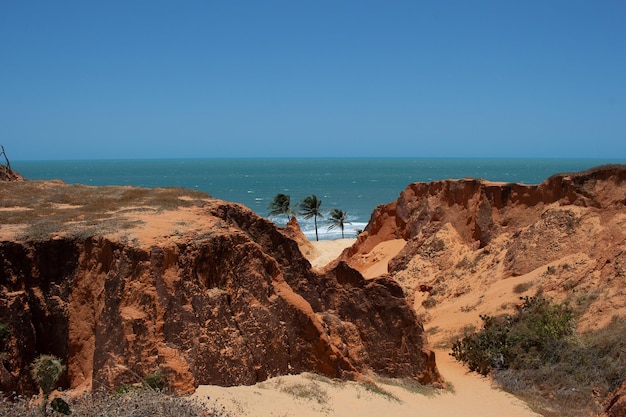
0,187,439,395
342,164,626,336
338,165,626,416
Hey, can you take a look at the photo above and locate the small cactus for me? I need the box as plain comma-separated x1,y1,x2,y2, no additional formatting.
31,354,65,416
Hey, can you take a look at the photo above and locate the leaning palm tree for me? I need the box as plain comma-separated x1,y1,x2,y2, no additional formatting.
327,209,350,239
268,193,293,222
298,194,323,241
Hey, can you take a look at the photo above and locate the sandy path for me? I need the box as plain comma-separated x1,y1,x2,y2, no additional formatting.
430,349,539,417
192,239,541,417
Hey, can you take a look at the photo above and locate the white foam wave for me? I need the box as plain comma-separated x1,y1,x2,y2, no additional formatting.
266,214,367,240
300,221,368,241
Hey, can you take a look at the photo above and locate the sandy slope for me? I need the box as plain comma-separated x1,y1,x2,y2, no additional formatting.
194,362,539,417
306,238,357,269
193,239,541,417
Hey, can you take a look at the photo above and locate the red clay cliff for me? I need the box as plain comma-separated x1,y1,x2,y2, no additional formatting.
0,186,440,394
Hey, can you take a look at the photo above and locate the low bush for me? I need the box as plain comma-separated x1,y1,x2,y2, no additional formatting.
0,388,230,417
450,296,626,416
512,281,534,294
451,296,574,375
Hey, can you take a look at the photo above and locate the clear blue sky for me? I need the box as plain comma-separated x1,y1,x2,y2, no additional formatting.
1,1,625,160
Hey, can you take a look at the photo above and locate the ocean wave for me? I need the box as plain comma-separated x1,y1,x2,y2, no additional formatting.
299,221,367,241
266,214,367,240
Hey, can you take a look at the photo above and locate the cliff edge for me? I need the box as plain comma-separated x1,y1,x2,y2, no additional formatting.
0,181,439,395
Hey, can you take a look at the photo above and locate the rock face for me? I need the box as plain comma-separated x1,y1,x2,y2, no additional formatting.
343,165,626,327
337,165,626,416
605,379,626,417
0,197,439,394
0,165,23,182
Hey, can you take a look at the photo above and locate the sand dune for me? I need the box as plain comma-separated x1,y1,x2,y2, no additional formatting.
194,362,539,417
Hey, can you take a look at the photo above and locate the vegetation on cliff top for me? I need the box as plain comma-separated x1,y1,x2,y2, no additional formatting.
0,181,211,241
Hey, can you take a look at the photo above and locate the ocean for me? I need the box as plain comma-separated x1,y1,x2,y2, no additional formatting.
12,158,624,240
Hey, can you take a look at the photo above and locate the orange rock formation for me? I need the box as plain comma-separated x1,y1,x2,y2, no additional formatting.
0,196,439,395
341,165,626,332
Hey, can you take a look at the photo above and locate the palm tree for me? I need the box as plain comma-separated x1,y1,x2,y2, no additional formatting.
268,193,293,222
298,194,323,241
327,209,350,238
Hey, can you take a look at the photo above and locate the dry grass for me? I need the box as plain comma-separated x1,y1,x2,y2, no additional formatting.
512,281,535,294
279,380,330,405
370,375,441,397
0,180,211,241
0,388,230,417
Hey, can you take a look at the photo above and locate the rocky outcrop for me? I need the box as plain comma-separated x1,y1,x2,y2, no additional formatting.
0,165,23,182
345,165,626,285
337,164,626,416
282,216,317,260
0,196,439,395
0,146,22,182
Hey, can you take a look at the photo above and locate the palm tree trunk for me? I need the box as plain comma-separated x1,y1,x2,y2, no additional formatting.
314,215,318,241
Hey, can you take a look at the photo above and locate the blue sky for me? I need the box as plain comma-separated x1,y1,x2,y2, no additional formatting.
1,1,625,160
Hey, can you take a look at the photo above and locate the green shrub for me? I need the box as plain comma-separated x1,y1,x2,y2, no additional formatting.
459,297,570,372
451,297,626,416
114,383,136,396
451,296,574,375
280,381,330,404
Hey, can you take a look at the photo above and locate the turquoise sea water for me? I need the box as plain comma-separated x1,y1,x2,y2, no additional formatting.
12,158,624,240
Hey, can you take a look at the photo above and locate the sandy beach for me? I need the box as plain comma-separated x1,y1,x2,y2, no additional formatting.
193,239,541,417
306,238,356,269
